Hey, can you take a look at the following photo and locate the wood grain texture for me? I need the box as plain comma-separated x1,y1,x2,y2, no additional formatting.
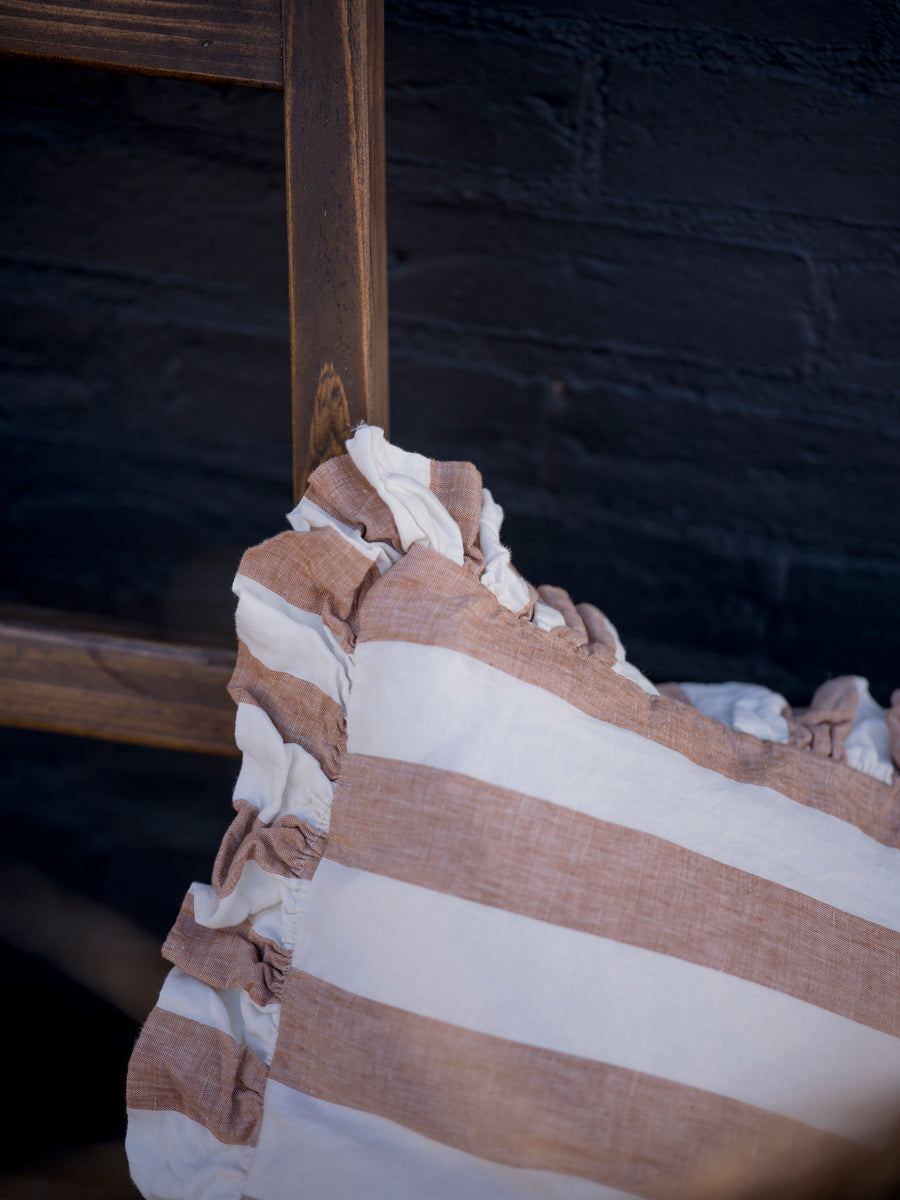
307,362,354,469
0,620,239,756
0,0,284,88
284,0,389,499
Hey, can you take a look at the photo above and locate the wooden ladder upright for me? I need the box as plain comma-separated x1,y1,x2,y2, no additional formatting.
0,0,388,756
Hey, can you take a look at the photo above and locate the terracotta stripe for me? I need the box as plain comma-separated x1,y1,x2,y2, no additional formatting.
356,544,900,845
538,583,589,639
889,691,900,771
237,526,377,654
270,971,845,1200
163,892,291,1009
211,798,326,898
228,642,346,779
304,454,404,553
576,601,620,656
327,756,900,1037
536,587,613,654
127,1007,265,1147
430,459,485,576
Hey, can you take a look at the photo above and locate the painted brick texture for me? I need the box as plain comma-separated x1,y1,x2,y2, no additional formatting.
1,0,898,703
385,0,900,703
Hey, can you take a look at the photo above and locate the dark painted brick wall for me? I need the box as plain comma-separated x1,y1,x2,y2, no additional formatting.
0,62,292,649
384,0,900,703
2,0,899,699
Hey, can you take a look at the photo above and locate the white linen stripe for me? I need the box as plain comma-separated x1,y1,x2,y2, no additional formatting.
190,867,294,946
347,641,900,932
477,486,533,611
247,1082,640,1200
126,1108,254,1200
287,497,402,574
295,861,900,1140
233,702,333,830
233,574,350,706
156,967,279,1066
347,425,465,564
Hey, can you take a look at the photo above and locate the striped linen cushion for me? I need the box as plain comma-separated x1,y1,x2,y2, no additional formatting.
126,427,900,1200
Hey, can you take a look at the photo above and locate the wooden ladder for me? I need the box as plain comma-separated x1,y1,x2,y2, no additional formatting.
0,0,388,756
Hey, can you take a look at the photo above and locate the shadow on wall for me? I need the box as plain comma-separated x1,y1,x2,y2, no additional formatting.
0,728,237,1193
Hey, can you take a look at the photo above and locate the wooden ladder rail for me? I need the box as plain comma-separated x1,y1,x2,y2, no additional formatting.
0,0,388,755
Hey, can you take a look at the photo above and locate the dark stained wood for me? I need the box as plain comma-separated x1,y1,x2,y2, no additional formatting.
306,362,354,471
0,620,239,756
283,0,389,499
0,0,390,754
0,0,284,88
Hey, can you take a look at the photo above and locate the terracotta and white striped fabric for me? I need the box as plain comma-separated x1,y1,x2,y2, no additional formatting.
127,428,900,1200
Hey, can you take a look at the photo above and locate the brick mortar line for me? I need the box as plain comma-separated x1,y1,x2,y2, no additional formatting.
496,490,900,574
385,167,900,260
388,346,900,436
388,312,804,375
389,4,900,95
0,422,292,486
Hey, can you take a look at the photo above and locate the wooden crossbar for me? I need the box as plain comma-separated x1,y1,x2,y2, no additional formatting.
0,0,284,87
0,619,238,755
0,0,388,754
